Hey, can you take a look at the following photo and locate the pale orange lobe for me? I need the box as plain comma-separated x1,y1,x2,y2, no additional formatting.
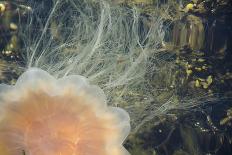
0,68,130,155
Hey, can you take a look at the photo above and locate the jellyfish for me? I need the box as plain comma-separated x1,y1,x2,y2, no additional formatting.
0,68,130,155
0,0,169,154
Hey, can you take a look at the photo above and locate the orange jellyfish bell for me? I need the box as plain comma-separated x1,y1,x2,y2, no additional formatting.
0,68,130,155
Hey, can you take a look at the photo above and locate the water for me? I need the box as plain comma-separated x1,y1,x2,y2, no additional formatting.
0,0,231,154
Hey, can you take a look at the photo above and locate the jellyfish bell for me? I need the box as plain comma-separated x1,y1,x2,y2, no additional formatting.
0,68,131,155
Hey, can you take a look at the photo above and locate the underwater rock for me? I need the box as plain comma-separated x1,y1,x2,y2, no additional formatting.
172,15,205,51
